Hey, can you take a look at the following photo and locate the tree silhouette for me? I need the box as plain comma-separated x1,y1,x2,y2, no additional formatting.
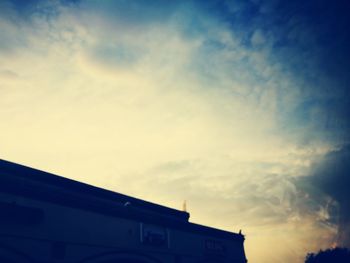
305,247,350,263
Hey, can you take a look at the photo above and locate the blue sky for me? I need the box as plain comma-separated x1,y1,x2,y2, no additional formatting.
1,0,350,262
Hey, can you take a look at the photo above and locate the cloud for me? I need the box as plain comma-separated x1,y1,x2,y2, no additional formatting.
199,0,350,147
80,0,182,26
0,69,19,79
88,44,143,70
304,146,350,247
251,29,266,46
0,1,349,262
114,153,337,263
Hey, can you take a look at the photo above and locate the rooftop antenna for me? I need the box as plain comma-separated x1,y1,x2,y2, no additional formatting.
182,200,187,212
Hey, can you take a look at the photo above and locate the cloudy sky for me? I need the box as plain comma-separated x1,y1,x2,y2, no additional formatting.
1,0,350,262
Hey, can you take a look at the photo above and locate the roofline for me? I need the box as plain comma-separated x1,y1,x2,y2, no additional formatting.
0,159,244,242
0,159,188,221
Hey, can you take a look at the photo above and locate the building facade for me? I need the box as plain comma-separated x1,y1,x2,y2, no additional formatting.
0,160,247,263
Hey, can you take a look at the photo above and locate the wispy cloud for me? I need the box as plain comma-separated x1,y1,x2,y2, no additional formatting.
1,1,349,262
302,146,350,247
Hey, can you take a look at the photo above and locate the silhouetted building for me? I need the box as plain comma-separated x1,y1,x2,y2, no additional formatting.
0,160,247,263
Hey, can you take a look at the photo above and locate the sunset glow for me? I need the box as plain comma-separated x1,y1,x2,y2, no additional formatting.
1,1,349,262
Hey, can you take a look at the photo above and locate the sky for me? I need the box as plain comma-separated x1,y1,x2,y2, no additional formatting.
1,0,350,262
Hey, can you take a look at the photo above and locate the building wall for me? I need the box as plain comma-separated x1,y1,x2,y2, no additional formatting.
0,164,247,263
0,191,246,263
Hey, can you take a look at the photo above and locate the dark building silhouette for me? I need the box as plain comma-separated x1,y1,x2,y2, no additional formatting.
0,159,247,263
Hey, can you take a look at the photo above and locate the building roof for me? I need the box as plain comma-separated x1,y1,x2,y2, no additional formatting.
0,159,244,241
